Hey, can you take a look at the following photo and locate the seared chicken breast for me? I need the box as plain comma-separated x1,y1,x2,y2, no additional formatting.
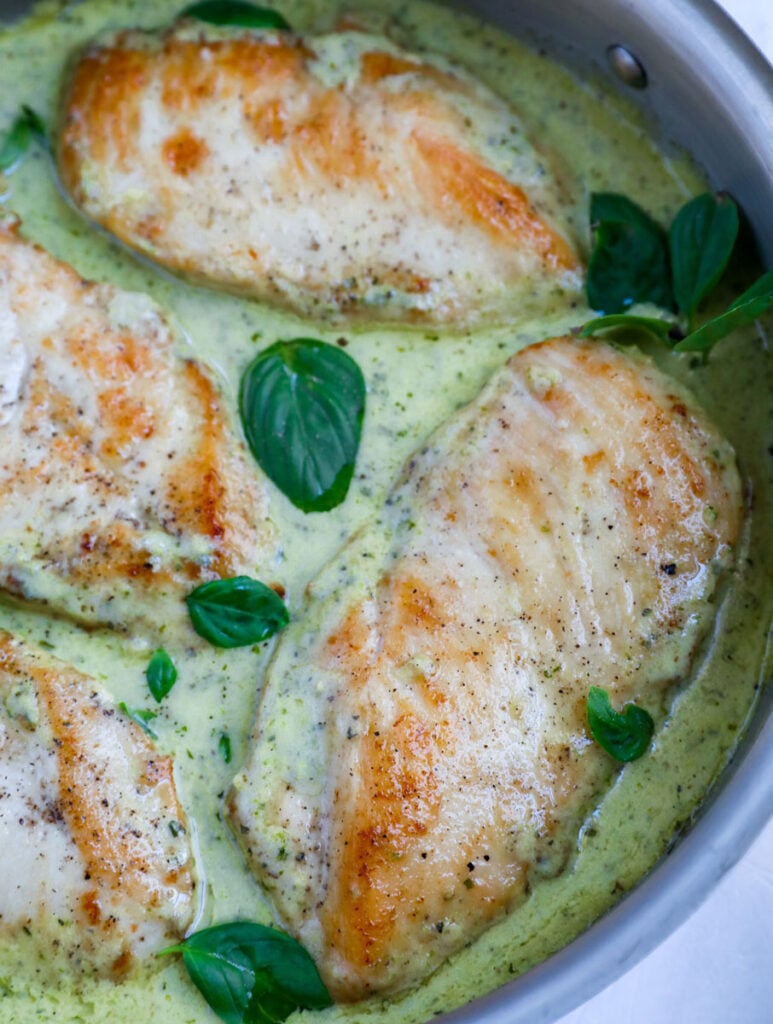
58,21,581,326
0,631,194,977
229,337,742,1000
0,216,273,635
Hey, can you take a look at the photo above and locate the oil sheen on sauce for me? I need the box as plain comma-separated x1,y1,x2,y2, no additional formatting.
0,1,771,1022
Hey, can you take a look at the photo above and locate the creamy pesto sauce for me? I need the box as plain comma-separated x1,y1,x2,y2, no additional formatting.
0,0,770,1022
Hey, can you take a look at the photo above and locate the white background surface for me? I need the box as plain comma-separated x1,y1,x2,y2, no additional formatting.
558,2,773,1021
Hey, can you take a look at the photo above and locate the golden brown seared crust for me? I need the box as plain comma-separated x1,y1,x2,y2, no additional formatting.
0,631,195,977
229,337,742,1000
0,216,274,635
58,23,581,326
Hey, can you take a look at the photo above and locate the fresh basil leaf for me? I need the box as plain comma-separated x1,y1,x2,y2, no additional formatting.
590,193,660,232
587,193,672,314
669,192,739,325
180,1,291,30
0,105,47,172
218,733,232,764
120,702,159,740
186,576,289,648
586,686,653,762
240,339,366,513
674,270,773,354
579,314,677,341
160,921,331,1024
146,648,178,703
587,222,673,314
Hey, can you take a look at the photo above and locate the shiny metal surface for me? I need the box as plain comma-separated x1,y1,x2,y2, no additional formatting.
606,44,648,89
1,2,771,1023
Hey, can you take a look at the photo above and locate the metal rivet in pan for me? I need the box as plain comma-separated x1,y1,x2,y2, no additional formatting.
606,44,648,89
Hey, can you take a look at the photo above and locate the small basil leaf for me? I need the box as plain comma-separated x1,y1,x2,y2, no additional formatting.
0,105,47,172
588,222,673,314
586,686,653,762
669,192,739,324
146,648,178,703
590,193,661,232
160,922,331,1024
218,733,232,764
674,270,773,354
587,194,672,314
240,339,366,513
579,314,677,341
186,576,289,648
180,1,291,30
119,702,159,739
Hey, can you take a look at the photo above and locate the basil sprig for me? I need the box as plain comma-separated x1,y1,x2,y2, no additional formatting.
587,193,673,314
586,686,654,763
0,105,46,172
669,192,739,328
179,1,291,30
240,339,366,513
186,576,289,648
160,922,331,1024
146,648,178,703
582,191,773,357
119,702,159,740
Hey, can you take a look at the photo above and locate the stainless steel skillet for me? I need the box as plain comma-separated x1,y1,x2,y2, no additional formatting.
2,0,771,1022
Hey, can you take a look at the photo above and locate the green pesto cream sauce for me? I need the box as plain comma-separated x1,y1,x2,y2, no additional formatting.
0,1,770,1022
